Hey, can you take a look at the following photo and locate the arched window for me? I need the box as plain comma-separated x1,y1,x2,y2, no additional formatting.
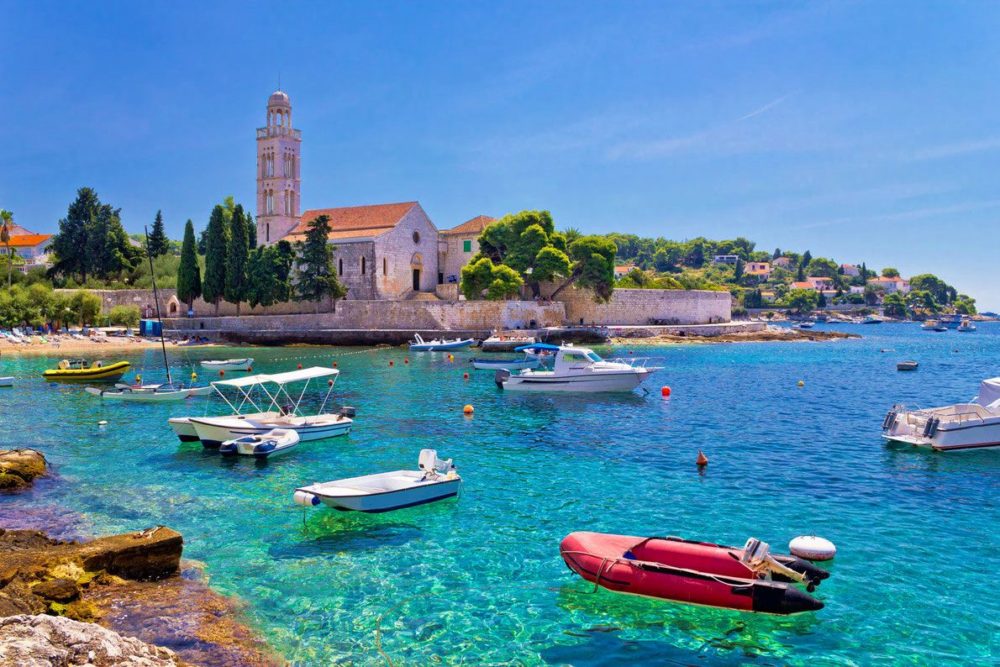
383,257,387,276
361,256,366,275
338,258,343,276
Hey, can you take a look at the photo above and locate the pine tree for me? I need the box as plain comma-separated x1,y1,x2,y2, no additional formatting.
176,220,201,310
224,205,250,315
294,215,347,311
201,205,229,314
50,187,99,283
148,210,170,257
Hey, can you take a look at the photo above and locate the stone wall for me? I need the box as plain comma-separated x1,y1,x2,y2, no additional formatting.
56,289,338,318
374,205,440,298
552,287,731,325
330,240,378,300
165,299,565,334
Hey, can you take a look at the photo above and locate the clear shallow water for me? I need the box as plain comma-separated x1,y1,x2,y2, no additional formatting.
2,325,998,665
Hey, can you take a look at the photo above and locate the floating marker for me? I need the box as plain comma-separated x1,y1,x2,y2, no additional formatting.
219,370,225,377
190,372,197,380
661,386,671,397
98,420,108,427
389,360,394,367
297,363,303,369
696,450,708,467
404,358,409,364
463,372,469,380
333,362,338,368
463,404,474,415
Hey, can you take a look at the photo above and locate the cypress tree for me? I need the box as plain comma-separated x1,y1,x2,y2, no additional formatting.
201,205,229,314
224,204,249,315
148,210,170,257
245,208,257,250
294,215,347,312
176,220,201,310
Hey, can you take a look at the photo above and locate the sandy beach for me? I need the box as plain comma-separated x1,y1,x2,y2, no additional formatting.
0,336,216,358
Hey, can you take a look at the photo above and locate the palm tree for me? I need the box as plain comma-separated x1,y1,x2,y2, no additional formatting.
0,209,13,287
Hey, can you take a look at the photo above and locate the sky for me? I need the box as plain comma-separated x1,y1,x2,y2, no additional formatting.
2,1,1000,308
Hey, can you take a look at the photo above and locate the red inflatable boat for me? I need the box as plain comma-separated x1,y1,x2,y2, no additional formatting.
560,532,828,615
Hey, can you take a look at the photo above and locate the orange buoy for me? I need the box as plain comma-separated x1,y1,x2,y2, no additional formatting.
661,386,671,397
463,372,469,380
219,370,225,377
297,363,302,369
463,404,474,414
328,379,334,386
333,362,338,368
696,450,709,467
247,367,253,372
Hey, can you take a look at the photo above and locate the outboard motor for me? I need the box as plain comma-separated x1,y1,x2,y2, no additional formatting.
494,369,511,389
418,449,455,478
339,406,357,418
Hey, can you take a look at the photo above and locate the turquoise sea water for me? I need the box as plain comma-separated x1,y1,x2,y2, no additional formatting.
2,324,998,665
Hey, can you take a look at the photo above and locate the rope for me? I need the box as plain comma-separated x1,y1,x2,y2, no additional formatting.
558,550,757,589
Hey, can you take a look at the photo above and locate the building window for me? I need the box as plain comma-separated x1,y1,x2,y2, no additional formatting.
412,231,420,244
338,258,343,276
463,239,472,253
361,256,366,275
266,223,270,243
383,257,387,276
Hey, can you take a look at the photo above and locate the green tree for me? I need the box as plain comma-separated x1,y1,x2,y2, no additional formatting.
147,210,170,257
85,203,139,281
246,242,294,309
817,291,827,308
476,210,570,297
294,215,347,311
460,257,524,300
49,187,100,283
910,274,954,305
224,204,250,314
882,292,907,318
864,283,884,307
108,305,141,328
801,250,812,271
176,220,201,310
954,295,977,315
805,257,839,278
201,204,229,314
734,257,744,282
549,236,617,302
785,288,819,313
881,267,900,278
69,290,102,327
0,209,13,288
487,264,524,300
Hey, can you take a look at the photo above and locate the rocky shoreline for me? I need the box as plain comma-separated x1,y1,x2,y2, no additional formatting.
612,327,859,345
0,450,279,666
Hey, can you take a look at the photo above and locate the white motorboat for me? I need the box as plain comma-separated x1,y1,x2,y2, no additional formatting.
0,377,12,387
219,428,300,458
409,333,475,351
896,361,919,372
168,412,280,443
861,316,882,324
200,358,254,371
495,343,662,393
471,357,542,371
958,319,977,332
184,367,354,448
86,385,199,402
882,378,1000,451
795,321,815,329
294,449,461,513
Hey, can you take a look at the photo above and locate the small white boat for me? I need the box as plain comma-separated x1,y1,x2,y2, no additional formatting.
169,412,280,443
86,385,198,402
0,377,13,387
294,449,461,513
470,355,542,370
896,361,919,371
861,316,882,324
183,367,354,448
496,343,662,393
219,428,300,458
795,321,815,329
882,377,1000,451
409,333,475,352
957,320,977,332
200,358,254,372
921,320,942,331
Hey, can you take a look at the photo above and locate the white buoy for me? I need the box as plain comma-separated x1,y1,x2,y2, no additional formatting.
97,420,108,427
789,535,836,561
293,490,320,507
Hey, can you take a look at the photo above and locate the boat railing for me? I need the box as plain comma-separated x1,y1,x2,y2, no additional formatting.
906,404,991,425
607,356,655,369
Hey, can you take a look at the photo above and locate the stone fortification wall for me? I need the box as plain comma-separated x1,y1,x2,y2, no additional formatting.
165,299,564,333
551,287,731,325
57,289,338,318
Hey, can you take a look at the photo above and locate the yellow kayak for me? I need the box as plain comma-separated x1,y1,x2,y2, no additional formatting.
42,360,131,383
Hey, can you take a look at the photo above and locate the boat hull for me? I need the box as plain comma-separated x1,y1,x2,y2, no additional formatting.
409,339,475,351
168,417,199,442
471,358,541,370
300,475,460,513
560,532,823,615
200,358,254,371
501,369,653,393
219,431,300,458
86,386,195,402
190,415,351,448
883,410,1000,451
0,377,12,387
43,361,130,383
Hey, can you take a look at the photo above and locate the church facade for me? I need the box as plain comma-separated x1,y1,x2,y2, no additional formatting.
254,90,491,301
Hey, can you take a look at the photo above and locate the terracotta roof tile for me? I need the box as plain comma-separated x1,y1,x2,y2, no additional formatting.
286,202,418,240
442,215,495,236
4,233,51,247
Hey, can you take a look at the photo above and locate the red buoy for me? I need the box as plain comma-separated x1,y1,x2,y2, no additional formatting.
389,360,394,367
333,362,338,368
661,386,671,397
219,370,225,377
404,358,409,364
463,372,469,380
297,363,302,369
697,450,708,467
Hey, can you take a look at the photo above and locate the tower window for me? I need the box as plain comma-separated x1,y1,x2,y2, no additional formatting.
361,256,366,275
412,231,421,244
383,257,387,276
338,258,343,276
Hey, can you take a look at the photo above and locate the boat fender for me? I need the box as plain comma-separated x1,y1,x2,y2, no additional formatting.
928,417,940,436
882,410,897,430
219,443,237,456
254,442,276,456
789,536,836,561
293,490,320,507
94,360,103,368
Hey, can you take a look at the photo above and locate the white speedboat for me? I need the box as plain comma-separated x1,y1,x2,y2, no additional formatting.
169,413,280,443
0,377,12,387
200,358,254,371
495,343,662,393
958,320,977,332
861,316,882,324
409,333,475,351
184,367,354,448
86,385,195,402
795,321,815,329
882,378,1000,451
293,449,460,512
219,428,300,458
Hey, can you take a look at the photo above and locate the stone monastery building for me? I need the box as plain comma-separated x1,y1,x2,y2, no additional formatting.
254,90,492,300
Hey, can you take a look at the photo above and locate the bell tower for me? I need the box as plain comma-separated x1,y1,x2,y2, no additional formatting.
256,90,301,246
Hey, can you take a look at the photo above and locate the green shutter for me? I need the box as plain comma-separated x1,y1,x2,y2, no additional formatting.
463,240,472,252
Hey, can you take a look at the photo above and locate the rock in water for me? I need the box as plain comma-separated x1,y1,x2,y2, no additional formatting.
0,614,180,666
0,450,47,492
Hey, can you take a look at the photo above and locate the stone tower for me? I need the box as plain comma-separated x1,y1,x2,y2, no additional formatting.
256,90,301,246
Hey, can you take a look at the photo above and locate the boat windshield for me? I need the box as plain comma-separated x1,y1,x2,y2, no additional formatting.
585,351,603,362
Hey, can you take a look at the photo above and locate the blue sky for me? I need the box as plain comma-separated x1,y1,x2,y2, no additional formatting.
2,1,999,308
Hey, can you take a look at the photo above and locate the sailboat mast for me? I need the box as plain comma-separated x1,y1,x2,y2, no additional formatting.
143,226,172,386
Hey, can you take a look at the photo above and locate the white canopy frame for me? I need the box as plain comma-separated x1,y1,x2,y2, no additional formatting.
210,367,340,419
